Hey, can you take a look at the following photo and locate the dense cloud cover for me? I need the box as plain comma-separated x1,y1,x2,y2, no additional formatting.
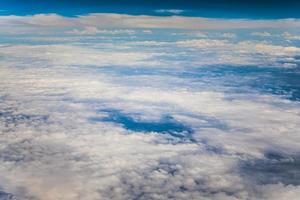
0,14,300,200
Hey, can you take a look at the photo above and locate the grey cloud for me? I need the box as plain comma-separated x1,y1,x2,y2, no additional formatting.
0,191,16,200
240,151,300,186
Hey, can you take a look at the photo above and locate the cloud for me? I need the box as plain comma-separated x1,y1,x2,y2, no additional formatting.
0,44,161,68
251,31,272,37
176,39,300,67
155,9,185,15
219,32,236,38
1,13,300,34
1,16,300,200
66,27,136,35
194,32,208,37
1,40,300,199
142,30,153,34
282,32,300,41
0,191,15,200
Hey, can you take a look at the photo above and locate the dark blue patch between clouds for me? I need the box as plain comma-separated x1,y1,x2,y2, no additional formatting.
89,109,193,139
89,109,232,143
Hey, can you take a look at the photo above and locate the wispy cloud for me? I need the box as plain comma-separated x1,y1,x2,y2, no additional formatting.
251,31,273,37
282,32,300,41
155,9,185,15
66,26,136,35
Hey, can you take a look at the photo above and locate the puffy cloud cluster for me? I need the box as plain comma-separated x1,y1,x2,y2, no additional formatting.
1,59,300,199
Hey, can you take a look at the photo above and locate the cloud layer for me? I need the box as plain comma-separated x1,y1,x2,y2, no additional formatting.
1,13,300,34
0,13,300,200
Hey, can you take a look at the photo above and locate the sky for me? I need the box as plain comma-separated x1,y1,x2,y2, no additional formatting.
0,1,300,200
1,0,300,18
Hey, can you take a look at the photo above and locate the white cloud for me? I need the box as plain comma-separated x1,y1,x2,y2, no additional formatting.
142,30,153,34
155,9,185,15
251,31,272,37
219,32,236,38
0,65,298,199
177,39,228,48
1,14,300,34
0,44,160,68
176,39,300,66
256,184,300,200
1,16,300,200
1,40,300,199
66,26,136,35
282,32,300,40
193,32,208,38
1,60,300,199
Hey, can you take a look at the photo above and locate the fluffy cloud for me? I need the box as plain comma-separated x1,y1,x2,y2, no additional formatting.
1,59,300,199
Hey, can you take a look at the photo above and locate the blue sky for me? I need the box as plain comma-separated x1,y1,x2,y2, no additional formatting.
1,0,300,18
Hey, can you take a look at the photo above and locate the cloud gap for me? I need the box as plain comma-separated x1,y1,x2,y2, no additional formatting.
89,109,193,139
